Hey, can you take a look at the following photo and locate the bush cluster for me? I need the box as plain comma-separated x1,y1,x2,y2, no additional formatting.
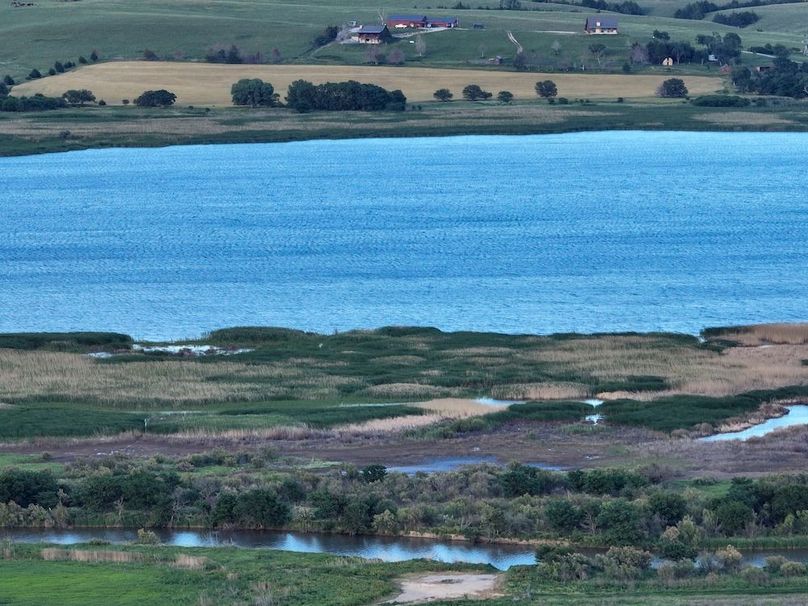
286,80,406,113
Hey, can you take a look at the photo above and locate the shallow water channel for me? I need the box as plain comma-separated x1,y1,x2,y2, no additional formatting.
2,528,535,569
388,457,564,475
701,405,808,442
4,528,808,571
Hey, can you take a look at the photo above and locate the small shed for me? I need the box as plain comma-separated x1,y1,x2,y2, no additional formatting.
662,57,673,67
584,16,618,35
387,14,428,29
355,24,393,44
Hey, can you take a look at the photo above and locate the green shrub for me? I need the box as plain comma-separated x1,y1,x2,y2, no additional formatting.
0,332,132,351
135,528,160,544
780,561,808,577
0,469,58,508
691,95,750,107
500,463,559,497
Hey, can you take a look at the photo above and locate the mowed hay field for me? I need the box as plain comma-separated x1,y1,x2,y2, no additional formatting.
13,62,723,106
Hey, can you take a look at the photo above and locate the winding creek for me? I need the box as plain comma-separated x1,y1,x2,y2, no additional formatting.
701,405,808,442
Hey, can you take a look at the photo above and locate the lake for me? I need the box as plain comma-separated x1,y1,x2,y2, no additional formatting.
1,132,806,340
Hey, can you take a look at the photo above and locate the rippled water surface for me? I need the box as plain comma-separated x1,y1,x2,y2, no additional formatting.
1,132,806,340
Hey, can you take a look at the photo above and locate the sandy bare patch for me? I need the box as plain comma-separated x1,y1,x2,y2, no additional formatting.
333,398,500,434
385,573,501,604
694,112,796,126
13,62,722,106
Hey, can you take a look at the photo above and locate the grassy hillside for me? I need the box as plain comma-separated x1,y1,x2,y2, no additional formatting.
722,3,808,35
0,0,804,83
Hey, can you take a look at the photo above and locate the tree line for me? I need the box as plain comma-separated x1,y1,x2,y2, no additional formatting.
0,86,177,112
5,457,808,553
733,57,808,98
229,78,406,112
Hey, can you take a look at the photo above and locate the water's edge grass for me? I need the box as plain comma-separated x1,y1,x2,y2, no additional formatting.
1,102,806,158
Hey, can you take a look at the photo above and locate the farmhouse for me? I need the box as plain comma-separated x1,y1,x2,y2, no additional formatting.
584,16,618,35
355,25,393,44
429,17,459,28
387,15,428,29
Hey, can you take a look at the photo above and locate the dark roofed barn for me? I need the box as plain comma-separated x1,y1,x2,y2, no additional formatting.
355,24,393,44
584,16,618,34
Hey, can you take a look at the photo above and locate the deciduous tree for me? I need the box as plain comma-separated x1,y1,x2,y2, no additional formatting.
462,84,492,101
134,89,177,107
535,79,558,99
230,79,278,107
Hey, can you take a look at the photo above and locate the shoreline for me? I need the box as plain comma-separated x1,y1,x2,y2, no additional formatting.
1,101,806,159
7,525,808,554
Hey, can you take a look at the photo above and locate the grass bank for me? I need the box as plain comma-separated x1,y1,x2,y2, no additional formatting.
1,100,807,158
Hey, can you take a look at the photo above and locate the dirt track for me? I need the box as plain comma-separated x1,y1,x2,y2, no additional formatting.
385,572,501,603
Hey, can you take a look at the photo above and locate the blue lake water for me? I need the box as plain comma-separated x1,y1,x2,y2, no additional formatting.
1,132,806,340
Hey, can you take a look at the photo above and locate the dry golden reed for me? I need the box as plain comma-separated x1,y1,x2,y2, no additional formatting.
40,548,139,563
174,554,208,570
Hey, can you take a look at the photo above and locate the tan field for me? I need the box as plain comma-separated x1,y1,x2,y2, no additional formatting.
12,62,723,106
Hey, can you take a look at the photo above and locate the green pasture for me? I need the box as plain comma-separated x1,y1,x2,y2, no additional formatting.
0,544,469,606
0,0,804,82
3,543,808,605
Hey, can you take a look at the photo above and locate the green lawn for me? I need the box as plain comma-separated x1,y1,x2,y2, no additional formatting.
0,544,474,606
3,544,808,605
0,453,63,473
